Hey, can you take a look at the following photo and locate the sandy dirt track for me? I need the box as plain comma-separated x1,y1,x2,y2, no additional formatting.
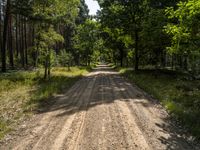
0,65,198,150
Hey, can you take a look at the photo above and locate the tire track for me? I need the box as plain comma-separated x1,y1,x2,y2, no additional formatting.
100,74,129,150
76,75,104,150
61,75,96,150
97,74,107,150
112,74,195,150
5,76,90,150
107,75,150,150
1,65,198,150
50,78,93,150
31,77,91,150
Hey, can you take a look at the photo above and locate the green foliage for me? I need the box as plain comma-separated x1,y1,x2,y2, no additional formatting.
165,0,200,73
76,0,89,24
32,0,79,23
35,27,64,79
36,27,64,48
2,0,200,142
57,50,73,67
73,19,100,65
36,27,64,63
28,0,80,78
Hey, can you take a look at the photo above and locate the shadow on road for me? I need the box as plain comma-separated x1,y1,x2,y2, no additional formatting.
36,65,197,150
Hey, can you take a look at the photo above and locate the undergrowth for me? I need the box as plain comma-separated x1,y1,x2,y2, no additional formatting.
119,68,200,140
0,67,91,139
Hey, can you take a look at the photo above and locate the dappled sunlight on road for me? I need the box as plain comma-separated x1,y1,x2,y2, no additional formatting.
0,65,198,150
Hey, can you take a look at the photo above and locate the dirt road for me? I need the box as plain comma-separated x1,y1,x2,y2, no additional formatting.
0,65,198,150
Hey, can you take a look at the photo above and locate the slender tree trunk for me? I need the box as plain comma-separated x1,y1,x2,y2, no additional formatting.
24,18,28,66
20,15,25,68
184,56,188,71
44,49,51,80
2,0,11,72
47,52,51,78
32,25,38,67
8,14,14,68
15,14,19,57
0,0,2,53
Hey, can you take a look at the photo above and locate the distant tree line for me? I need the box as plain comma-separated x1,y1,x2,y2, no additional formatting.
2,0,199,77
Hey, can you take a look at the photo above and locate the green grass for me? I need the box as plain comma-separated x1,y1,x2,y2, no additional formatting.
0,67,91,139
119,68,200,140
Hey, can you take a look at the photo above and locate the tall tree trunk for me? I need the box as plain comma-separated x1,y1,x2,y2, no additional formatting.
2,0,11,72
24,18,28,66
8,14,14,68
44,50,51,80
32,24,38,67
15,14,19,57
0,0,2,53
47,52,51,78
20,15,25,68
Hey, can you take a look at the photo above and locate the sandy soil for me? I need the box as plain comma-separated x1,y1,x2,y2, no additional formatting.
0,65,198,150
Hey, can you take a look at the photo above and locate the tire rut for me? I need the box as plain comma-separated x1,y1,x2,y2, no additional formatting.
108,75,150,150
31,77,91,150
0,65,198,150
61,76,96,150
112,74,196,150
3,77,90,150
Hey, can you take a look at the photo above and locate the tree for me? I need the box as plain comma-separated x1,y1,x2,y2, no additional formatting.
32,0,78,79
165,0,200,73
97,0,148,70
74,19,99,66
36,27,64,79
1,0,11,72
58,50,73,71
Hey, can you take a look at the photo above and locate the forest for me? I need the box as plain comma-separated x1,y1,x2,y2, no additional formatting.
0,0,200,146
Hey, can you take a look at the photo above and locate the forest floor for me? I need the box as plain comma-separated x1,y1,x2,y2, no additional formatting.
0,65,199,150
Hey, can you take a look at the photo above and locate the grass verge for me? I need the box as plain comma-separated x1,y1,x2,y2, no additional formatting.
119,68,200,140
0,66,91,139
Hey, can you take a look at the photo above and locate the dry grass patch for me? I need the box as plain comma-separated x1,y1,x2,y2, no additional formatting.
0,67,91,139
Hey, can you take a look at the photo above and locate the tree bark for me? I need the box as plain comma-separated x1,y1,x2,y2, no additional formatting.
24,18,28,66
0,0,2,53
44,49,51,80
15,14,19,57
20,15,25,68
8,14,14,68
2,0,11,72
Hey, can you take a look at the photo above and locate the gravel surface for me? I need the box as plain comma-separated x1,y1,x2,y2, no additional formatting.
0,65,198,150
